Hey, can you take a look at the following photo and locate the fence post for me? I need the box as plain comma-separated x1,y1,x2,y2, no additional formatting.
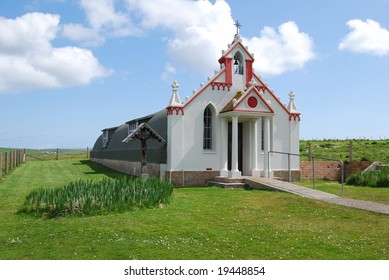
9,151,13,172
23,149,26,162
56,148,59,160
5,152,8,174
0,152,2,178
312,157,315,189
16,150,19,167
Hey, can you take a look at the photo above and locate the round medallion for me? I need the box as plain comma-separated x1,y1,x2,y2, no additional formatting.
247,96,258,108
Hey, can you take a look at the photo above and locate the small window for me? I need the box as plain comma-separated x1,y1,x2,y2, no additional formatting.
203,106,213,150
102,130,109,147
128,122,138,134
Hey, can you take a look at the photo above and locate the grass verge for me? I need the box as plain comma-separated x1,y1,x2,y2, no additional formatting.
296,179,389,205
0,160,388,260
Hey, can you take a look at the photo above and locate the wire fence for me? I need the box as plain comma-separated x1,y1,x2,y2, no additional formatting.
0,149,26,179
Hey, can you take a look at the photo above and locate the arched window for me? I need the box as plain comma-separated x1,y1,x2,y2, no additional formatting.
203,106,213,150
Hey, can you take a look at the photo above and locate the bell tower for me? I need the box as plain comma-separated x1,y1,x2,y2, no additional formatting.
218,20,255,88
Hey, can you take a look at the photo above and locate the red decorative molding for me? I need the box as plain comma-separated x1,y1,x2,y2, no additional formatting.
289,113,301,121
211,82,232,91
167,106,184,116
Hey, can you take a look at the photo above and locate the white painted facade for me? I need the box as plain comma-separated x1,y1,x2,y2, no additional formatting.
166,34,300,180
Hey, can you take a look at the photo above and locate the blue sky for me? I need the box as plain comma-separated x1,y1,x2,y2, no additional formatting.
1,0,389,149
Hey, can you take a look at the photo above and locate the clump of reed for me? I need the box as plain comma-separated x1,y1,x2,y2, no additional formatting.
346,167,389,188
20,176,173,218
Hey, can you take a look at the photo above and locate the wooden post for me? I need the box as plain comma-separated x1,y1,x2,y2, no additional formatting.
13,150,17,168
16,150,19,167
56,148,59,160
349,140,353,163
347,140,353,178
23,149,26,162
9,151,13,172
5,152,8,174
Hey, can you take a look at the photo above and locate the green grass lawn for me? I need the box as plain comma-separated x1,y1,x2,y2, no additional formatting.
297,180,389,205
0,159,388,260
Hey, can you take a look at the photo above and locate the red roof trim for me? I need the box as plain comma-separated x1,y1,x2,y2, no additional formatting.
219,40,255,62
183,68,228,109
252,73,292,116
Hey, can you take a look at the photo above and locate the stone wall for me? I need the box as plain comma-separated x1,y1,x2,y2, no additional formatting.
300,161,372,180
165,171,219,186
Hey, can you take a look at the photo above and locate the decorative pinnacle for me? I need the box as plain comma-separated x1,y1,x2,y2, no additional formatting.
171,80,179,92
287,90,299,113
289,90,295,100
169,80,182,106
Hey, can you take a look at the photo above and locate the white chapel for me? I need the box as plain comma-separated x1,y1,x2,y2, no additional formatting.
91,27,301,186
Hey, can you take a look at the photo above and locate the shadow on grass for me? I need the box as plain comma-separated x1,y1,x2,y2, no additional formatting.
75,160,127,179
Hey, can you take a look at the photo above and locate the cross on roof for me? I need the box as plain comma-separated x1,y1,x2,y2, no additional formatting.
234,20,242,34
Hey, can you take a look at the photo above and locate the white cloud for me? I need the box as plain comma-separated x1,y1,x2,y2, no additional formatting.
125,1,314,76
339,19,389,56
63,0,141,45
126,0,235,74
0,13,112,94
244,21,315,76
62,23,104,46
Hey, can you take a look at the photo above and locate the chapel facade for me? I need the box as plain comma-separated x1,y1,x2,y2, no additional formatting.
90,32,301,186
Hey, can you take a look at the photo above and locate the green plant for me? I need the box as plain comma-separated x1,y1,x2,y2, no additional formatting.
346,167,389,188
19,176,173,218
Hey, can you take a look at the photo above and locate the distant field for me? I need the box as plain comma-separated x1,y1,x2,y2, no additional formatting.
300,139,389,163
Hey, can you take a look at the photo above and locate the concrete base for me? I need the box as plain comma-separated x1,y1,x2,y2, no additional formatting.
251,169,262,177
229,170,241,178
219,169,229,177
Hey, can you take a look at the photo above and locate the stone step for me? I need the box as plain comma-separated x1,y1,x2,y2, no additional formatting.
207,181,246,188
213,176,245,183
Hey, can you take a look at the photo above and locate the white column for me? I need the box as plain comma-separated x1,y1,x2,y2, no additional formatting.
251,118,261,177
229,115,241,177
220,117,229,177
263,117,271,177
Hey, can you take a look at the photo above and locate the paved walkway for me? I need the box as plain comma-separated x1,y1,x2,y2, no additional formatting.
244,177,389,215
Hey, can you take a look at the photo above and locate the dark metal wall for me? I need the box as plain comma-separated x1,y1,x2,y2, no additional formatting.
90,109,167,164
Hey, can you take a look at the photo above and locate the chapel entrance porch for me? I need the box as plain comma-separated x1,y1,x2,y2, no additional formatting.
220,114,273,179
